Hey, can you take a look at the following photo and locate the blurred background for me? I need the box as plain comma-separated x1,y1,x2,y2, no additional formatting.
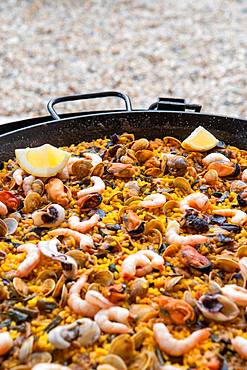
0,0,246,120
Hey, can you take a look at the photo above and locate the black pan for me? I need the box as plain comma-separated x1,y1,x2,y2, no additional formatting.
0,91,246,161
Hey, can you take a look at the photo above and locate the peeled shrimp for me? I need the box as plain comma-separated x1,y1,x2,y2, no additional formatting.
231,336,247,359
180,193,209,212
166,220,208,246
0,201,8,216
212,209,247,226
94,306,131,334
49,228,94,251
83,152,102,167
45,178,71,206
221,284,247,306
202,153,230,166
16,243,41,278
239,257,247,286
68,214,99,233
13,168,24,185
68,274,99,317
137,250,164,271
23,175,35,195
153,323,210,356
242,169,247,183
32,365,70,370
140,193,166,208
0,332,13,356
85,290,113,309
77,176,105,197
121,253,153,280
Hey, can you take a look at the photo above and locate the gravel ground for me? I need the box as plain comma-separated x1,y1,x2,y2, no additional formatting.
0,0,246,120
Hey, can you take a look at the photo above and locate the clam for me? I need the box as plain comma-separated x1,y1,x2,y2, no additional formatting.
3,218,18,234
23,192,42,213
163,200,180,214
166,155,188,176
128,350,159,370
19,335,34,363
92,162,105,177
132,329,148,350
145,219,165,234
37,270,57,281
32,204,65,228
237,245,247,258
230,180,247,193
147,228,163,247
31,179,44,195
93,270,113,286
0,219,8,237
52,274,66,298
41,278,56,296
77,193,103,210
109,334,134,364
8,211,22,222
173,177,192,193
163,244,180,257
129,304,158,322
71,158,93,179
106,191,123,204
66,250,87,268
0,190,20,210
128,277,149,302
13,277,29,297
120,155,135,164
204,169,219,185
124,196,143,206
215,256,239,272
102,355,127,370
131,138,149,152
165,275,184,291
59,284,68,307
163,136,181,147
29,352,52,366
144,168,162,177
197,293,239,322
144,157,160,169
108,163,136,178
135,149,154,164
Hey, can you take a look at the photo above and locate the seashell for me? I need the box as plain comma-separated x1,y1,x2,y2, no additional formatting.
124,196,143,206
93,270,113,287
132,329,148,349
24,192,42,213
66,250,87,268
144,157,161,169
8,211,22,222
144,167,162,177
173,177,192,193
19,335,34,363
3,218,18,235
32,204,65,228
204,169,219,185
77,193,102,210
52,274,66,298
166,155,188,176
131,138,149,152
158,295,195,325
31,179,44,195
129,304,158,322
163,244,180,257
147,228,163,247
0,219,8,237
163,136,181,147
135,149,154,164
92,162,104,177
108,163,136,178
215,256,239,272
180,245,212,273
128,350,159,370
128,277,149,303
230,180,246,193
71,158,93,179
109,334,134,364
41,279,56,296
102,355,127,370
183,290,197,307
163,200,180,214
59,284,68,307
106,191,123,204
165,275,184,291
145,219,165,234
118,206,131,222
120,155,135,164
236,245,247,258
197,293,240,322
123,210,144,236
29,352,52,366
37,270,57,281
0,190,20,210
13,277,29,297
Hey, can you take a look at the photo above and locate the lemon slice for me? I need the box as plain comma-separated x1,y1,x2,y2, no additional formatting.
15,144,70,177
182,126,219,152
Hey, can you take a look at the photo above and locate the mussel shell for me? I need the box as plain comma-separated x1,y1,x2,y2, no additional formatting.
77,193,102,210
237,190,247,207
180,245,212,273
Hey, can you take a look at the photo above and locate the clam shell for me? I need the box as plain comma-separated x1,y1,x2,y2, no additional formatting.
66,250,87,268
59,284,68,307
128,277,149,303
144,167,162,177
131,138,149,152
163,200,180,214
163,136,181,147
19,335,34,363
92,162,104,177
215,256,239,272
165,275,184,291
0,218,8,237
128,350,159,370
197,293,240,322
24,192,42,213
145,219,165,234
236,245,247,258
129,304,158,322
109,334,134,364
29,352,52,366
37,270,57,281
3,218,18,235
13,277,29,297
147,228,163,247
102,355,127,370
71,159,93,179
31,179,44,195
52,274,66,298
173,177,192,193
93,270,113,286
41,278,56,296
135,150,154,163
132,329,148,350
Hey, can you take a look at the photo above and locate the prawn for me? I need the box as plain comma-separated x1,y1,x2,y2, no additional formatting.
0,201,8,216
239,257,247,287
49,228,94,251
137,250,164,271
242,169,247,183
180,193,209,212
166,220,208,246
0,332,13,356
68,274,99,317
77,176,105,197
202,153,230,166
153,323,210,356
83,152,102,167
121,253,153,280
13,168,24,186
45,178,71,206
94,306,131,334
140,193,166,208
32,365,70,370
23,175,35,195
231,336,247,359
221,284,247,306
85,290,113,309
15,243,41,278
212,209,247,226
68,214,100,233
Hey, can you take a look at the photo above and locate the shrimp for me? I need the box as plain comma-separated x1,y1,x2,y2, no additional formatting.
153,323,210,356
180,193,209,212
137,250,164,271
121,253,153,280
161,367,186,370
77,176,105,198
242,169,247,183
166,220,208,246
68,274,99,317
83,152,102,167
239,257,247,286
23,175,35,195
13,168,24,185
85,290,113,309
140,193,166,208
49,228,94,251
94,306,131,334
0,201,8,216
15,243,41,278
202,153,230,166
32,365,70,370
212,209,247,226
0,332,13,356
231,336,247,359
221,284,247,306
68,214,100,233
45,178,71,206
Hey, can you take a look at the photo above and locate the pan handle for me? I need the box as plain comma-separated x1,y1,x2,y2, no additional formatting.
47,91,132,120
149,97,202,112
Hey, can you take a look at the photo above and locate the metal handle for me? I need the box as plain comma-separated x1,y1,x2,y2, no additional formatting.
47,91,132,120
149,97,202,112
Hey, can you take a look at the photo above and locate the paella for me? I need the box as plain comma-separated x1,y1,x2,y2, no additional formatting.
0,126,247,370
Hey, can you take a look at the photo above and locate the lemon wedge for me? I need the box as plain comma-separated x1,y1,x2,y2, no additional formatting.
181,126,219,152
15,144,70,177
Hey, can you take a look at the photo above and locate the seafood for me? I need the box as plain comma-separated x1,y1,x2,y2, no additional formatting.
231,336,247,359
221,284,247,306
95,306,131,334
48,228,94,251
212,209,247,225
239,257,247,286
140,193,166,208
68,213,99,233
166,219,208,246
23,175,35,194
158,296,195,325
202,153,230,166
13,168,24,185
85,290,113,309
121,253,153,280
0,201,8,216
0,190,20,210
196,293,239,322
77,193,103,210
179,192,209,212
77,176,105,197
153,323,210,356
179,245,212,273
83,152,102,167
32,365,70,370
136,250,164,271
108,163,136,178
32,204,65,228
16,243,41,278
45,178,71,206
0,332,13,356
242,169,247,182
